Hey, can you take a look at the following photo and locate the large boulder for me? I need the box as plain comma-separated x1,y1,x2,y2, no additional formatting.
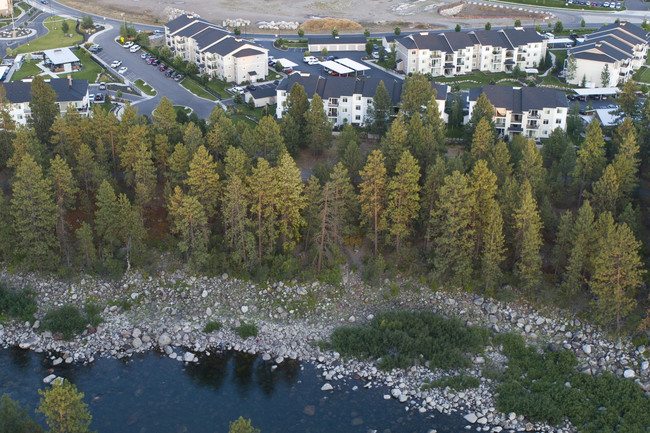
158,333,172,347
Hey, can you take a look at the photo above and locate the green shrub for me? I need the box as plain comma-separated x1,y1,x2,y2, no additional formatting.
41,305,87,340
330,311,489,370
203,320,222,333
234,322,258,339
0,284,37,322
84,302,103,328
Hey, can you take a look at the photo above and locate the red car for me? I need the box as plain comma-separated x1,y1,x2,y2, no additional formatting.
284,68,294,74
159,64,168,71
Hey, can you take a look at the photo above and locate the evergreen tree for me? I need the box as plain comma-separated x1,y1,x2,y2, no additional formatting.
250,158,278,263
282,83,309,151
589,164,620,214
182,121,204,156
420,91,447,169
206,106,237,159
337,123,360,161
0,190,13,262
37,378,92,433
228,417,260,433
469,160,498,258
152,133,171,179
368,80,393,134
516,139,545,198
470,117,495,164
611,117,640,199
575,118,606,200
590,215,645,333
359,149,387,257
381,111,408,173
151,96,180,143
168,187,209,268
399,73,433,118
168,143,190,188
305,94,332,154
115,193,144,271
0,86,16,168
481,203,505,290
185,145,220,219
74,143,101,198
552,210,573,277
275,153,306,252
514,180,543,294
0,393,44,433
49,155,78,265
466,93,494,144
223,172,253,266
302,175,322,253
28,76,58,144
254,115,286,163
487,139,513,188
11,154,57,269
94,180,119,258
615,79,641,121
385,150,421,253
563,200,595,294
132,137,156,211
421,156,447,249
432,171,475,287
329,162,357,241
75,222,97,270
224,145,250,180
342,137,363,182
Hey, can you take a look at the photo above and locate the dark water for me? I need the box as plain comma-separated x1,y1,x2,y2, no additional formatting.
0,348,467,433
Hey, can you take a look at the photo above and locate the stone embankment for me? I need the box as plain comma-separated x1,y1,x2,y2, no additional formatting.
0,269,648,432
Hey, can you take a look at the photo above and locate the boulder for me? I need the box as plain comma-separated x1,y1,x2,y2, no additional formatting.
43,374,57,384
158,333,172,347
463,413,478,424
624,369,635,378
321,383,333,391
183,352,196,362
132,328,142,338
132,337,142,349
582,344,592,355
241,305,249,313
19,337,39,349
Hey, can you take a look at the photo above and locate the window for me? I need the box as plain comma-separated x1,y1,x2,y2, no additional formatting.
556,118,562,124
341,97,347,103
355,105,361,111
355,115,361,121
355,95,361,101
543,119,549,125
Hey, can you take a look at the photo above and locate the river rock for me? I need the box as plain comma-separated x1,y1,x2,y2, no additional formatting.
464,413,478,423
19,337,39,349
158,333,172,347
132,337,142,349
321,383,333,391
43,374,57,384
624,369,635,378
183,352,196,362
582,344,592,355
241,305,248,313
132,328,142,338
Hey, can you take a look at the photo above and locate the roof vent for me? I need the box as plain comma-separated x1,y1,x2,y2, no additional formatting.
420,32,429,36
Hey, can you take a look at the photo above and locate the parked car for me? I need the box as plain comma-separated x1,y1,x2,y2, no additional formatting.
246,84,257,91
129,44,141,53
153,29,164,35
141,52,148,59
88,44,102,53
98,82,107,90
567,94,577,101
152,59,160,66
284,68,295,74
147,57,156,64
232,86,244,93
118,66,128,74
88,93,95,102
165,69,174,77
325,55,338,61
174,74,184,81
159,64,168,71
110,60,122,68
371,51,379,59
303,55,317,63
40,0,48,4
123,41,134,49
94,93,104,102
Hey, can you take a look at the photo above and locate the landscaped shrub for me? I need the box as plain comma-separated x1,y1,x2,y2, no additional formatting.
233,322,258,339
0,284,37,322
330,311,490,370
203,320,222,333
41,305,87,340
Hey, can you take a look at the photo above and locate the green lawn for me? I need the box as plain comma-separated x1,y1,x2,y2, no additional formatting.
234,103,275,120
551,49,568,69
554,28,596,37
15,16,83,54
634,67,650,84
68,48,103,82
205,79,230,98
17,2,30,12
10,59,41,81
434,71,515,84
180,78,217,101
134,78,157,96
231,115,257,127
174,106,192,114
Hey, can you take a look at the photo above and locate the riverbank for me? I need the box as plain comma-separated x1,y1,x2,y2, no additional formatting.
1,268,648,432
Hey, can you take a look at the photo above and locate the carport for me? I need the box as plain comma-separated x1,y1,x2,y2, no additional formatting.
573,88,619,98
274,58,298,69
320,60,354,77
334,58,371,76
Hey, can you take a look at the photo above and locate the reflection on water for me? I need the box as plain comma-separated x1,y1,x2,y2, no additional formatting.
0,347,466,433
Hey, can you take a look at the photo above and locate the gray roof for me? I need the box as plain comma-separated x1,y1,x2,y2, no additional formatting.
250,84,276,99
309,35,367,45
432,83,448,101
469,85,567,113
471,30,513,49
277,74,324,98
402,33,451,52
443,31,478,51
193,26,230,50
232,48,265,58
589,21,649,44
165,14,195,33
2,78,88,104
501,28,544,46
204,38,253,56
174,21,213,38
572,51,616,63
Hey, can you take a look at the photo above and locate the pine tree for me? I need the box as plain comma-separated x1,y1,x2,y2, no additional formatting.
432,171,475,287
223,173,253,266
421,156,447,249
282,83,309,152
487,139,513,188
115,193,144,271
342,134,363,180
224,146,249,180
168,186,209,268
132,137,156,211
182,121,204,156
8,129,46,169
514,180,543,294
516,139,545,198
337,123,360,161
254,115,286,163
151,96,180,142
275,153,306,253
481,203,505,290
74,143,101,198
94,180,119,258
381,111,408,173
92,107,119,177
466,93,494,144
228,416,260,433
28,76,58,144
359,149,387,257
0,86,16,167
75,221,96,270
552,210,573,277
421,91,447,170
206,106,237,159
407,113,430,171
562,200,594,294
470,117,494,163
590,216,645,333
611,117,640,199
329,162,357,241
0,393,45,433
11,154,57,269
49,155,78,265
368,80,392,135
37,378,92,433
153,133,171,178
589,164,620,214
0,189,14,262
385,150,421,253
305,94,332,154
185,145,220,219
469,160,498,258
168,143,190,188
399,73,433,118
302,175,322,253
250,158,278,263
575,118,606,200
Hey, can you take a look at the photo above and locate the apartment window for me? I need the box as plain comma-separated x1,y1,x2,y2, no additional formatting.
412,51,416,55
355,95,361,101
355,105,361,111
341,97,347,103
556,119,562,124
543,119,549,125
355,115,361,121
342,108,348,113
545,109,550,114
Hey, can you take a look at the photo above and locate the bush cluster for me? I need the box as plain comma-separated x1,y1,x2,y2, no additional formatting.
233,323,258,339
330,311,489,370
0,284,37,322
41,303,105,340
203,320,222,333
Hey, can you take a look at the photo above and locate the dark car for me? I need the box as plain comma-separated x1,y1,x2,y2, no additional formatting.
94,93,104,102
246,84,257,91
567,94,577,101
159,64,168,71
152,59,160,66
165,69,174,77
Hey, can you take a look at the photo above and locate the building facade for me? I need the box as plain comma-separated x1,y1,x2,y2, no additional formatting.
567,21,649,88
165,14,268,84
467,85,568,140
395,28,547,77
276,74,448,126
1,78,89,125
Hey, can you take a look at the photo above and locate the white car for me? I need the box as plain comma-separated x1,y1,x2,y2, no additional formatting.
110,60,122,68
129,44,141,53
303,55,317,64
123,41,134,49
118,66,128,75
141,52,148,59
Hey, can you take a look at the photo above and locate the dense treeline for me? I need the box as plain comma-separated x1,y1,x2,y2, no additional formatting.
0,74,649,333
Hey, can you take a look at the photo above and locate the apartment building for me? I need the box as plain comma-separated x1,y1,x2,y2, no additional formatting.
395,27,546,77
165,14,268,84
276,74,448,126
1,77,89,125
567,21,649,88
467,85,568,140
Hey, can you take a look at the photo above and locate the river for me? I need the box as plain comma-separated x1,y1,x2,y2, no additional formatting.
0,347,468,433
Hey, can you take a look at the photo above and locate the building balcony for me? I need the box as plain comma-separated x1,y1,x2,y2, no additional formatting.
528,113,540,119
526,123,539,129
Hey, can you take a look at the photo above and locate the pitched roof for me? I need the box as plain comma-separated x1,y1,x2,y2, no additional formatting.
398,33,451,52
2,78,88,104
442,31,477,51
501,27,544,46
572,51,617,63
471,30,513,49
309,35,367,45
277,74,324,98
192,26,230,50
43,47,79,65
164,14,196,33
469,85,567,113
588,21,649,44
249,84,276,99
232,48,265,57
174,21,213,38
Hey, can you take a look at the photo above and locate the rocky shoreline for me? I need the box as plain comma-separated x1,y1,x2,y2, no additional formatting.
1,268,648,433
